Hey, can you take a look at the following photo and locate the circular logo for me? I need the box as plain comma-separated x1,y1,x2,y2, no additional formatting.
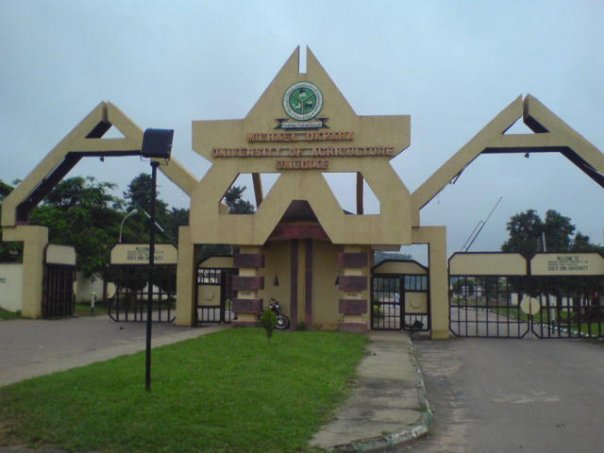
283,82,323,121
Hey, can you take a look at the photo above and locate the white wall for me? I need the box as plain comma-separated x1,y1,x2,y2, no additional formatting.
0,263,23,312
75,272,106,303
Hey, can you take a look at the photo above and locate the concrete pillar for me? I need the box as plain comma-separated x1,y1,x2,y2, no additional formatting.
175,226,196,326
412,226,449,340
2,225,48,318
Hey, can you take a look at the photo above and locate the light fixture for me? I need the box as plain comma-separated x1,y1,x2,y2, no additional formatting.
142,128,174,159
273,273,280,286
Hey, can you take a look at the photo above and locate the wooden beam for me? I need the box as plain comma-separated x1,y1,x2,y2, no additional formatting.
252,173,263,208
356,172,364,214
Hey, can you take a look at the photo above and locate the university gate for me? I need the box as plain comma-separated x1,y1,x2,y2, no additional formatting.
449,252,604,339
371,260,431,332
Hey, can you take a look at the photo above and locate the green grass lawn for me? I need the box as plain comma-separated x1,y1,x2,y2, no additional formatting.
0,328,367,453
489,306,604,337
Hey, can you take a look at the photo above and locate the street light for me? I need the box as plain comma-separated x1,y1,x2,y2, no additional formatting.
118,207,166,243
141,128,173,392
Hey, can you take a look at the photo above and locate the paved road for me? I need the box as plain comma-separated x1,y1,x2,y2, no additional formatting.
400,337,604,453
0,316,224,387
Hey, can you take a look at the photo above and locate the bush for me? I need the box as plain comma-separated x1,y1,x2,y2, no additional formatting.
259,308,277,341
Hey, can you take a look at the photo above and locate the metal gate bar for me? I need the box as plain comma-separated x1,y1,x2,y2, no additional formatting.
108,264,176,322
196,267,236,324
43,264,75,318
450,275,603,339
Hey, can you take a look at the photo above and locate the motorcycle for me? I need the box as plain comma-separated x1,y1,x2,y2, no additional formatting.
269,297,290,330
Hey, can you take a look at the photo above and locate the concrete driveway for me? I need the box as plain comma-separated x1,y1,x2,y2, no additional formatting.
0,316,224,387
400,337,604,453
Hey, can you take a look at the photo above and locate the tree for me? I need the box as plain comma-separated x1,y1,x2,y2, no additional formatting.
123,174,169,217
223,185,255,214
543,210,575,252
501,209,544,256
165,207,189,244
30,176,124,275
0,180,23,262
502,209,603,256
571,232,604,253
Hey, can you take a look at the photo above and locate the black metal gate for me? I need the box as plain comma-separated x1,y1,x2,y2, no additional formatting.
196,267,237,324
449,275,604,339
107,264,176,322
43,264,75,317
371,275,430,331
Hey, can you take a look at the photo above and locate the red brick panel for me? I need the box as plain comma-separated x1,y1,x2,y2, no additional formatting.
338,299,368,315
338,275,367,292
269,224,330,241
232,276,265,291
233,298,263,314
233,253,265,269
337,253,368,268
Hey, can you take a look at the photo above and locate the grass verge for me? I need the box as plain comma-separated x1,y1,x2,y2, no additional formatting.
0,308,20,320
74,302,109,316
0,328,367,452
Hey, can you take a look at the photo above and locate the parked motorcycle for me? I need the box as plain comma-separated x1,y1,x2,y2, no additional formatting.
269,297,290,330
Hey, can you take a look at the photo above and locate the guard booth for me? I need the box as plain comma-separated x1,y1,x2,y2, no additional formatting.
43,245,76,317
370,259,430,332
449,252,604,339
108,243,177,322
196,255,237,324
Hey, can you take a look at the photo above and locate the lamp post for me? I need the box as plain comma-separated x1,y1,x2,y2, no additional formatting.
141,128,174,392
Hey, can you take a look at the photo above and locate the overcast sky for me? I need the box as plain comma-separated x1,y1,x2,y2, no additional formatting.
1,0,602,261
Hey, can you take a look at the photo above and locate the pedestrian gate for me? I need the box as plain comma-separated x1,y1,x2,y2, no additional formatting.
371,259,430,332
196,257,237,324
43,245,77,318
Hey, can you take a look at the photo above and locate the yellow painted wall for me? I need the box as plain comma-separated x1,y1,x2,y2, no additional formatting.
199,256,235,269
312,241,342,330
258,241,292,316
373,260,427,275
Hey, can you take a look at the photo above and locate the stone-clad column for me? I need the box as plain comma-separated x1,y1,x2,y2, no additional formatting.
337,245,370,332
232,246,265,325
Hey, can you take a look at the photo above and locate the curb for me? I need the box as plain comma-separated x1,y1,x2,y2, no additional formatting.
329,337,433,452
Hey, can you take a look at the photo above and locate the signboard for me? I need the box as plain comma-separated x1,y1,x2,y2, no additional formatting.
46,244,76,266
110,244,178,265
448,253,527,276
530,253,604,276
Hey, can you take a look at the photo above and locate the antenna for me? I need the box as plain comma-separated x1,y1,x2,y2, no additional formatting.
462,196,503,252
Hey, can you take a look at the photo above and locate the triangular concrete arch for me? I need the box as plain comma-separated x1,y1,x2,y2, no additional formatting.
1,102,197,226
411,95,604,226
190,162,411,246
